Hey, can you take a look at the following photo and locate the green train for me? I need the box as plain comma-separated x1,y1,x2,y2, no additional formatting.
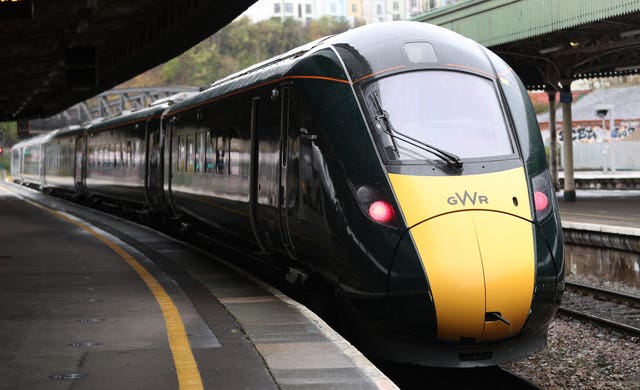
11,21,564,367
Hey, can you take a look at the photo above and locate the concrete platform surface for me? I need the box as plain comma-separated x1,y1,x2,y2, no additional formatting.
557,189,640,234
0,181,397,390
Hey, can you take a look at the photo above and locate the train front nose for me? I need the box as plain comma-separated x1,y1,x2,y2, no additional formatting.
388,167,537,343
409,210,535,342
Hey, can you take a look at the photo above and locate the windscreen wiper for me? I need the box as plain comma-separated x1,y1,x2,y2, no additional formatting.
371,92,463,169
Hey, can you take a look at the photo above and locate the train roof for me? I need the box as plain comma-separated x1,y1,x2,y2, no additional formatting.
12,130,59,149
87,102,170,133
321,21,495,84
165,22,498,115
166,35,337,114
50,125,86,139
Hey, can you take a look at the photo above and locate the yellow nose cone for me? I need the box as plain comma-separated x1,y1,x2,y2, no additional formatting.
388,167,535,343
409,211,534,342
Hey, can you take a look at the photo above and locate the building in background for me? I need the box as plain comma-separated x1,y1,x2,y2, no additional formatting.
323,0,348,19
242,0,455,26
243,0,322,26
424,0,460,12
360,0,386,23
346,0,363,24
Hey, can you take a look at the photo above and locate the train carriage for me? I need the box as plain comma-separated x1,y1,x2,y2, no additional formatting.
84,105,166,208
42,125,86,194
162,21,564,367
12,131,59,188
11,21,564,368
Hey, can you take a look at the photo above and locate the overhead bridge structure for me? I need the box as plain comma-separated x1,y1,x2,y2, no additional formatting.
414,0,640,201
27,87,199,132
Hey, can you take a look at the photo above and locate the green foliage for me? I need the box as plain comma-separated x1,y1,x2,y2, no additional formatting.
0,121,17,170
135,16,352,88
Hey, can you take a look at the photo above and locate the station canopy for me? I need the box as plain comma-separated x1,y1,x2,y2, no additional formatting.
0,0,255,121
414,0,640,90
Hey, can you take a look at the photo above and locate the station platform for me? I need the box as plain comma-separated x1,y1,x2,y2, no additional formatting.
0,181,397,390
556,187,640,290
557,188,640,232
558,169,640,190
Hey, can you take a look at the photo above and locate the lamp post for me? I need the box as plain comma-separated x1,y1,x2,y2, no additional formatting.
596,105,614,173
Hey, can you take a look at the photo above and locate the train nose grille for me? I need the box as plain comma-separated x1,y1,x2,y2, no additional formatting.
410,211,535,343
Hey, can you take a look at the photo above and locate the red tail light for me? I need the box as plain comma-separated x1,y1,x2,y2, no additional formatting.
531,171,553,221
368,200,395,224
352,183,400,227
534,191,549,211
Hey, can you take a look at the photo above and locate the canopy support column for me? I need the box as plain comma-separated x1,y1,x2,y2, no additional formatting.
547,89,559,191
560,81,576,202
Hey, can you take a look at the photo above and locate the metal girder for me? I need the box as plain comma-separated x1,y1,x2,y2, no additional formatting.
28,87,198,132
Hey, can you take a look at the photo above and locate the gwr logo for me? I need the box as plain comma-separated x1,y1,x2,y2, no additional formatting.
447,191,489,206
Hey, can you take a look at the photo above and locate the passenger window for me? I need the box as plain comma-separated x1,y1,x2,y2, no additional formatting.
178,136,186,171
134,140,140,168
216,135,227,174
116,144,122,168
229,132,240,176
195,133,202,173
205,131,214,173
111,144,116,168
186,134,194,172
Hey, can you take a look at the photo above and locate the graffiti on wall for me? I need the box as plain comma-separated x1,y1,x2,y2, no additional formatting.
558,122,638,143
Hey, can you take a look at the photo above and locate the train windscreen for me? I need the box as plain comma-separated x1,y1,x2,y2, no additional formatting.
366,71,513,163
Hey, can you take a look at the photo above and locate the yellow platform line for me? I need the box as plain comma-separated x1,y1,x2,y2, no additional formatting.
0,186,204,390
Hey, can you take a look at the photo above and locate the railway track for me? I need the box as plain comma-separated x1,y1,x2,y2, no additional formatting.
559,281,640,337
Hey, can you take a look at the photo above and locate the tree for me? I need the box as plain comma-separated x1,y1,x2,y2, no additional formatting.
0,121,17,171
123,16,353,88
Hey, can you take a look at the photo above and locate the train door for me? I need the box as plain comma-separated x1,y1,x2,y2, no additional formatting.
164,116,179,217
74,135,85,190
278,87,297,259
145,118,165,210
249,88,296,257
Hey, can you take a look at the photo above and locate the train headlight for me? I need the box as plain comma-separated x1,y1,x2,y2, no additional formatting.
532,170,553,221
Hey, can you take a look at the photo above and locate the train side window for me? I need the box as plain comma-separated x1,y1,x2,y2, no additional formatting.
229,131,240,176
120,143,126,168
111,144,116,168
122,142,126,168
186,134,194,172
134,140,140,168
115,143,120,168
113,144,117,168
216,135,227,174
177,136,186,171
107,144,110,168
205,131,214,173
195,133,202,173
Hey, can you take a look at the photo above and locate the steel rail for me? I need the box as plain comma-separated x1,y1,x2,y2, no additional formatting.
565,281,640,308
557,307,640,337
